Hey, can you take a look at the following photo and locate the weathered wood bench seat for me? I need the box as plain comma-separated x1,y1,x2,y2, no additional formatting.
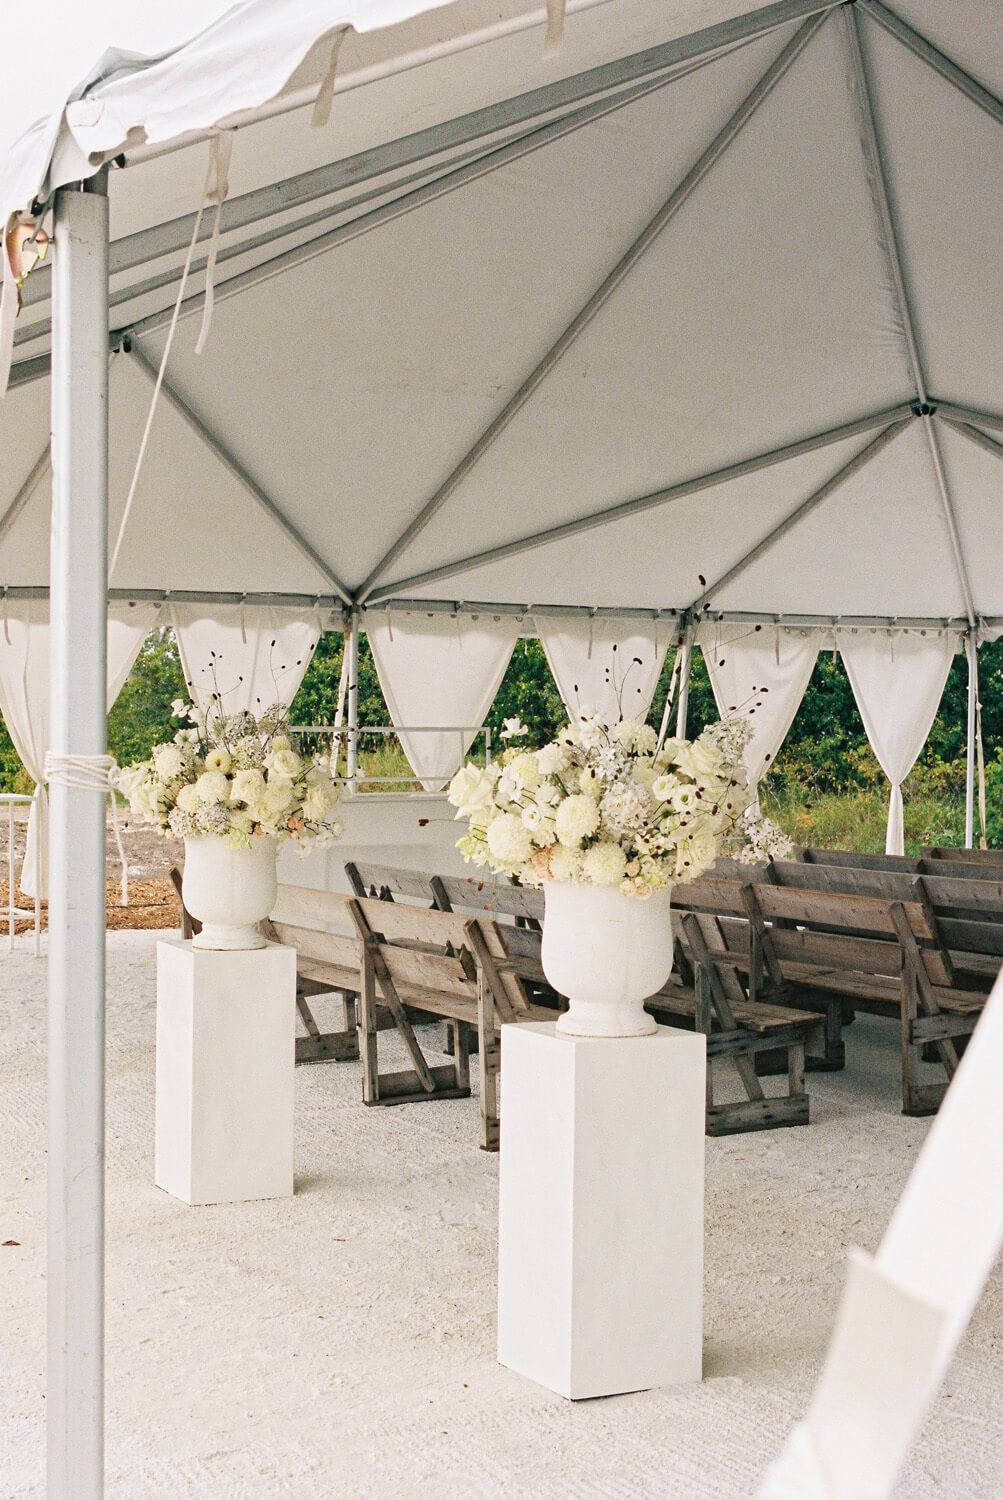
675,870,1000,1115
346,860,826,1135
266,883,552,1150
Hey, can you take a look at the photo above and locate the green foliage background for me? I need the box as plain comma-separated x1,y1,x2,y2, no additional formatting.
1,626,1000,854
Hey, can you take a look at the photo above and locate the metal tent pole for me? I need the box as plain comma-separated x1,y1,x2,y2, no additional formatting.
676,624,694,739
346,611,360,792
48,172,109,1500
965,631,977,849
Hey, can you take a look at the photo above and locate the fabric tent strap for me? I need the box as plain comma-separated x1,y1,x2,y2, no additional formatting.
44,753,129,905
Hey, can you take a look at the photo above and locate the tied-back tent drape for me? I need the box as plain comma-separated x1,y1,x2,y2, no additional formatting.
0,600,159,897
699,622,820,787
171,602,323,715
840,629,959,855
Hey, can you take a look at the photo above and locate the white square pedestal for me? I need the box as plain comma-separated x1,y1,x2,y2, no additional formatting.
498,1022,706,1400
155,938,297,1205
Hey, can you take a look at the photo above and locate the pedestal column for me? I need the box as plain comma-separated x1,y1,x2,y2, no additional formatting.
498,1022,705,1399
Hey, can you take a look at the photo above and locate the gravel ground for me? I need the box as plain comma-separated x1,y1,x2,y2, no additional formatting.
2,932,1002,1497
0,806,181,934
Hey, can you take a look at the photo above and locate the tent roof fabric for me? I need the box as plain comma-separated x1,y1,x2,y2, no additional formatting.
2,0,1001,631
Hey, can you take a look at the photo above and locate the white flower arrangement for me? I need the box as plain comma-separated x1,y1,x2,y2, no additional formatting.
447,713,791,897
119,697,342,853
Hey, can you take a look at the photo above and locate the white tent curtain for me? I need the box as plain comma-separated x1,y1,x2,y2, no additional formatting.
699,622,820,786
0,599,161,897
536,617,669,725
365,611,519,791
171,602,322,716
839,629,959,856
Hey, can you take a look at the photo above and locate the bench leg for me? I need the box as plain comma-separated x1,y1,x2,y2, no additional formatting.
478,973,500,1153
295,988,362,1065
359,962,380,1104
900,968,947,1116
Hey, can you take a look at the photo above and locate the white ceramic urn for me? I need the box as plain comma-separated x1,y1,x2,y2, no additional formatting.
541,881,673,1037
182,836,278,950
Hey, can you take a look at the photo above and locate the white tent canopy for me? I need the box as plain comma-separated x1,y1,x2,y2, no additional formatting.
1,0,1001,636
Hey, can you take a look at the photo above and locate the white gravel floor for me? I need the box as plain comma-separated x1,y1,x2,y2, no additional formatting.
2,930,1002,1498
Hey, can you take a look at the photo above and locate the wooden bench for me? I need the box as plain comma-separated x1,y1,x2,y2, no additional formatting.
676,873,994,1116
347,861,826,1135
266,884,553,1150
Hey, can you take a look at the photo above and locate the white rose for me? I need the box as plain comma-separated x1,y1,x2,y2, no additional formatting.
267,745,302,778
676,738,727,779
447,764,497,820
303,781,337,820
536,742,567,777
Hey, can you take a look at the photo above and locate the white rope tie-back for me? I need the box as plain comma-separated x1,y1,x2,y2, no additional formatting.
44,753,129,906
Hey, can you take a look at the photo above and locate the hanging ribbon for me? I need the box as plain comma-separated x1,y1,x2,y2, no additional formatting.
110,135,233,582
194,130,235,355
544,0,566,57
311,28,350,128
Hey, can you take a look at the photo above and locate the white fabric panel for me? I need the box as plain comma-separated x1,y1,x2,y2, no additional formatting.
0,600,160,898
365,612,518,790
859,17,1003,421
171,602,321,714
700,623,819,784
407,432,869,612
385,19,910,586
839,630,957,856
537,616,668,723
933,421,1003,621
1,0,458,222
712,421,969,620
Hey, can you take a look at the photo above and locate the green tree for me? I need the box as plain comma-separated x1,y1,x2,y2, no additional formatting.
107,628,187,766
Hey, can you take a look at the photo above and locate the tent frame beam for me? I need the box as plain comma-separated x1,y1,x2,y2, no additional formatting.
366,403,917,602
688,418,912,611
858,0,1003,131
0,583,977,632
0,442,51,548
26,0,840,294
356,11,831,602
842,4,977,627
109,45,733,350
127,341,353,605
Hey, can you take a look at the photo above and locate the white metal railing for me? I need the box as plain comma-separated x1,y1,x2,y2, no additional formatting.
290,723,492,790
1,792,41,955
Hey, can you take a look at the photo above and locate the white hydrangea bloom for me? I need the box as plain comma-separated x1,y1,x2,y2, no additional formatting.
555,794,600,848
582,840,627,885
